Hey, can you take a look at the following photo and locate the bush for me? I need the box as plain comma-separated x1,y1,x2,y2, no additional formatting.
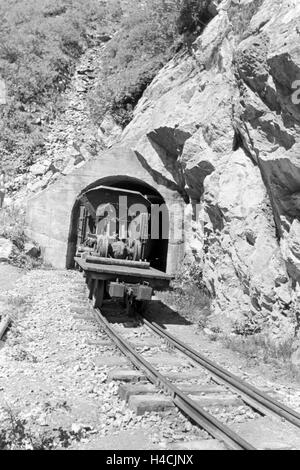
227,0,264,41
223,334,295,365
0,205,27,248
176,0,214,36
0,406,84,449
0,205,45,269
155,261,211,327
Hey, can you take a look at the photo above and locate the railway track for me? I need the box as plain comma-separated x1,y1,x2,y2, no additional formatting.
93,308,254,450
0,315,11,341
141,313,300,429
85,300,300,451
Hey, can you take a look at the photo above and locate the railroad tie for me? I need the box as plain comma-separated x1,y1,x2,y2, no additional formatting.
128,394,175,415
118,383,157,402
108,369,146,383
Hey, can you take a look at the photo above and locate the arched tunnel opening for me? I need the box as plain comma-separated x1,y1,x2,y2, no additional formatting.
66,176,169,272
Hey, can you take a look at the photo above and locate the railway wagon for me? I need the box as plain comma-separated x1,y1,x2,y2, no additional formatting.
75,185,172,314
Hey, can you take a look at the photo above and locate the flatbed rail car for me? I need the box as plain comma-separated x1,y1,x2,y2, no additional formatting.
75,256,172,314
74,184,172,314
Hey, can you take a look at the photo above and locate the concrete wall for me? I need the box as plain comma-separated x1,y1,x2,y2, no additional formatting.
26,146,186,274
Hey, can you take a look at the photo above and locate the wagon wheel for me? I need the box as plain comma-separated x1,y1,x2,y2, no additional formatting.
125,290,135,318
94,280,105,309
87,276,95,300
133,239,142,261
135,300,146,315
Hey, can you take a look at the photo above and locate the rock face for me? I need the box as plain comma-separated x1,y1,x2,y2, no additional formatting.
120,0,300,344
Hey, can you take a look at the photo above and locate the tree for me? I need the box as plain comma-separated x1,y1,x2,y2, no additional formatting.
176,0,213,35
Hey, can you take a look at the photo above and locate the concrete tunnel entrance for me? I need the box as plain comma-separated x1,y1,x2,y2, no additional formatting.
26,146,185,273
66,176,169,271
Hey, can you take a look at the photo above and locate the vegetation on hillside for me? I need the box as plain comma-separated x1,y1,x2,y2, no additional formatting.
88,0,181,127
0,0,109,173
0,0,214,175
227,0,264,40
88,0,214,127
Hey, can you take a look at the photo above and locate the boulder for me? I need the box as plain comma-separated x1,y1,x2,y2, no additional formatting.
0,238,13,262
61,157,76,176
30,161,50,176
98,114,123,148
27,180,44,193
78,145,91,160
24,242,40,259
291,348,300,367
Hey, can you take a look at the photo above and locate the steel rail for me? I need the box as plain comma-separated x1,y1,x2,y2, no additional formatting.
142,313,300,429
0,316,11,341
93,307,256,450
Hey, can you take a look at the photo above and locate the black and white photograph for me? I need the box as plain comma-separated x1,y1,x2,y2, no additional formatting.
0,0,300,455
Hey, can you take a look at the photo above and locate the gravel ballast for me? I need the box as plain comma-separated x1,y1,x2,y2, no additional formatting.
0,269,207,450
1,268,300,450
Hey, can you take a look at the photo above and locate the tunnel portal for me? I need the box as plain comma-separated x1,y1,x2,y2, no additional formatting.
67,176,169,272
26,146,186,274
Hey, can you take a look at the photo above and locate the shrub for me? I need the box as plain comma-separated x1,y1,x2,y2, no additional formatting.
0,205,27,248
0,406,84,449
223,334,295,364
155,260,211,327
0,205,45,269
176,0,214,37
227,0,264,41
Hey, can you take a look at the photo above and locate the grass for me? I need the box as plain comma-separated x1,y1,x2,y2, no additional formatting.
223,334,294,362
227,0,265,42
0,406,84,450
0,0,108,175
222,333,300,383
0,205,27,246
155,262,211,327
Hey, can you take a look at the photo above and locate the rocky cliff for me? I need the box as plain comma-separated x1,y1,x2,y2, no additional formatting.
21,0,300,354
119,0,300,351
